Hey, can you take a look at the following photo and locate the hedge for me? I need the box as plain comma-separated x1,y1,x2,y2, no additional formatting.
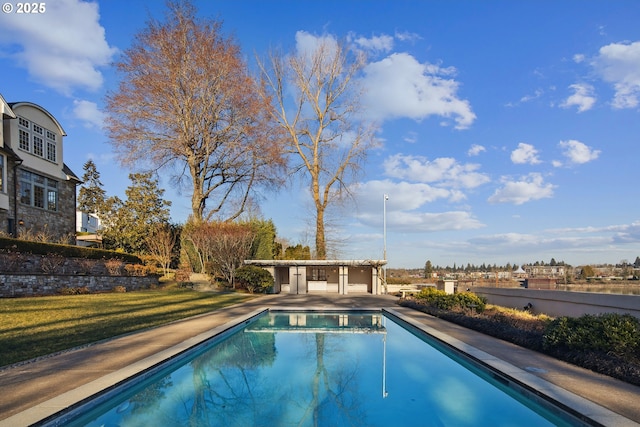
0,237,141,264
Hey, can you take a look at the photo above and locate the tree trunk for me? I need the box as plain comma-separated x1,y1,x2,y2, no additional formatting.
315,207,326,260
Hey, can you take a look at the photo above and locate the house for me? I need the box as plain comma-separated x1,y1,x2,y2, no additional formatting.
0,94,80,242
244,259,387,295
76,211,103,247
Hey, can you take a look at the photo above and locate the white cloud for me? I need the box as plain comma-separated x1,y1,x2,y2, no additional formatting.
383,153,490,189
469,232,539,246
73,99,105,129
403,131,418,144
510,143,541,165
394,31,422,43
349,33,394,53
355,179,452,211
295,31,339,61
353,180,484,232
592,41,640,109
488,173,555,205
386,210,484,232
361,52,476,129
520,89,543,103
561,83,596,112
467,144,486,156
558,139,600,164
573,54,586,63
0,0,117,94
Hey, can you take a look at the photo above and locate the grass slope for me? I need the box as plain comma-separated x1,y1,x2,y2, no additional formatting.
0,289,254,367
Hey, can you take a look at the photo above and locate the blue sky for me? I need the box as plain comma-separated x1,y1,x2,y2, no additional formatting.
1,0,639,268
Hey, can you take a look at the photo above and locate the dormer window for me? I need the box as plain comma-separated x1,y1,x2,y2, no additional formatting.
16,116,58,163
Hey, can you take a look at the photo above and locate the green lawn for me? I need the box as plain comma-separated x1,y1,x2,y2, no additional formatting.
0,289,255,367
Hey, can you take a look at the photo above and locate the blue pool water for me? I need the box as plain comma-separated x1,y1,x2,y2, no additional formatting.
59,311,587,426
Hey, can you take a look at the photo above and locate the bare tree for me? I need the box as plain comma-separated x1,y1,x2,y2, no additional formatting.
259,35,378,259
208,222,255,287
182,221,255,287
145,224,178,276
105,0,285,222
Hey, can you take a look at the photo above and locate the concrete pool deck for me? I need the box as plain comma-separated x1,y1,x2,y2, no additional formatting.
0,293,639,426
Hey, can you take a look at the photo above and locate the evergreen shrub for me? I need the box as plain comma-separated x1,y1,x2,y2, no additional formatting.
543,313,640,357
414,287,486,312
235,265,274,294
0,237,141,263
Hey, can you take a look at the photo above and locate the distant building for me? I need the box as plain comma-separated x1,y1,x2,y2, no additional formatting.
524,265,565,278
76,211,103,247
0,94,80,241
513,266,527,277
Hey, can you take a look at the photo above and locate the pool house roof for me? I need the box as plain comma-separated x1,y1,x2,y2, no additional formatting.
244,259,387,267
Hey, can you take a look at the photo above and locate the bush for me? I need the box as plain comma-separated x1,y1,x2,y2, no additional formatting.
104,259,124,276
59,286,90,295
414,288,486,312
543,313,640,357
235,265,274,294
0,237,141,264
399,298,640,386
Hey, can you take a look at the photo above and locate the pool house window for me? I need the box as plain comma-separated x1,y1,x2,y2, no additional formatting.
19,170,58,211
308,267,327,281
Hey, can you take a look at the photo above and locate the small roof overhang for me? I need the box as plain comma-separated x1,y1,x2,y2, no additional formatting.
1,94,16,119
63,163,82,183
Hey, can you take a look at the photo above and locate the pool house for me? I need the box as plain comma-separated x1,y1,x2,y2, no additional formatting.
244,259,387,295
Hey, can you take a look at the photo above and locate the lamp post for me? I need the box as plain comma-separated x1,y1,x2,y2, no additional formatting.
383,194,388,293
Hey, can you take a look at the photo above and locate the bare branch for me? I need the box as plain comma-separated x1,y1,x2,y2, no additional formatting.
105,1,286,222
259,36,378,258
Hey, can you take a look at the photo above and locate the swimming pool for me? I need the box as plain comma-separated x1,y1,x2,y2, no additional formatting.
43,310,593,426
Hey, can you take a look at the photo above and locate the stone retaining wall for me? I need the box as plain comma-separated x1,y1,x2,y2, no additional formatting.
0,274,159,297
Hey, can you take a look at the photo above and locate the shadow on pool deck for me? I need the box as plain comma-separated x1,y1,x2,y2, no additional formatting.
0,293,639,426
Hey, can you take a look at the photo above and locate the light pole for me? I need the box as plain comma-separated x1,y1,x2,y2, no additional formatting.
383,194,388,293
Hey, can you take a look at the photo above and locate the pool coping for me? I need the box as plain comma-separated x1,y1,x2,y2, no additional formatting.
383,307,637,427
1,308,269,427
2,305,638,427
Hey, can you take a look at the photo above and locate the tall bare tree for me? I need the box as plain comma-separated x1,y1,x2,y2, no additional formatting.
259,35,378,259
105,0,285,222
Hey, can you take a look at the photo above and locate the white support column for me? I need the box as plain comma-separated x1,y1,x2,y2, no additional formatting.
339,266,348,294
372,266,379,295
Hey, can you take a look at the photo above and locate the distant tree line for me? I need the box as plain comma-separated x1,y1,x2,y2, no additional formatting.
423,257,640,280
424,259,568,276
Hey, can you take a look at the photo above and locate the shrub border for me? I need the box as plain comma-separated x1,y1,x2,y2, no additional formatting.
0,237,141,263
399,298,640,387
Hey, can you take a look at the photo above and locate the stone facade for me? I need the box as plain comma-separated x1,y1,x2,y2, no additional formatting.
13,176,76,243
0,97,80,241
0,159,17,236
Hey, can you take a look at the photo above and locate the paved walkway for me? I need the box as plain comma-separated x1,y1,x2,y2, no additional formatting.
0,294,639,426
